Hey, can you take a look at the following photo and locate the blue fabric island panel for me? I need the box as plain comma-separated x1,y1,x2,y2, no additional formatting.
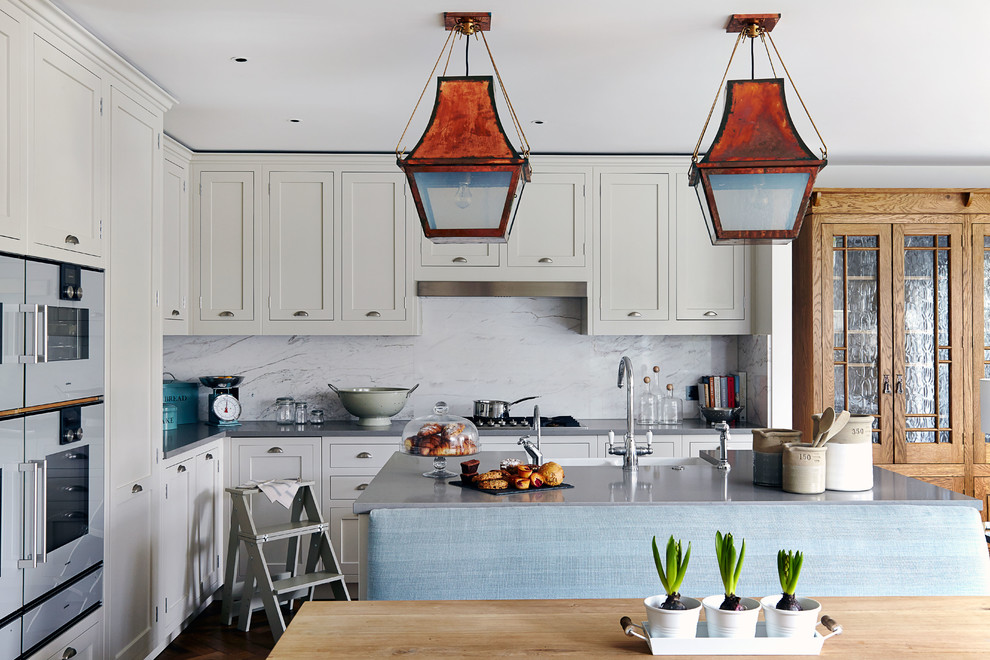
366,504,990,600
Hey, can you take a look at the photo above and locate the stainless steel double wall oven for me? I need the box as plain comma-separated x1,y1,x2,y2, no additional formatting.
0,254,105,659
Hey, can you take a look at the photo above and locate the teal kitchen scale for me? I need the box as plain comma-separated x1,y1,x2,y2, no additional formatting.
199,376,244,426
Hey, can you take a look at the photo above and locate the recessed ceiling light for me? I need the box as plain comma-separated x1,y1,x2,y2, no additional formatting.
288,118,301,123
531,120,544,125
231,57,248,63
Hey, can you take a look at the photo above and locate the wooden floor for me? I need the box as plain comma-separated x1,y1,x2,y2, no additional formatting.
155,601,293,659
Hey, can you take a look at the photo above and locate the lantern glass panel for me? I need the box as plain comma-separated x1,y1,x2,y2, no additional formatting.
413,170,513,230
709,172,810,232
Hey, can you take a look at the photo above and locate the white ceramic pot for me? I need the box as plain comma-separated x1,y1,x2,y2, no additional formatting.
644,595,701,638
782,443,827,494
760,595,822,637
701,595,761,638
825,442,874,491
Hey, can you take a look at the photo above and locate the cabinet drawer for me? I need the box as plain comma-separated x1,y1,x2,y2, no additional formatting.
329,444,392,469
330,475,376,500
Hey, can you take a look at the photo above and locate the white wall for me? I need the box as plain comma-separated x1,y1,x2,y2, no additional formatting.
164,297,768,424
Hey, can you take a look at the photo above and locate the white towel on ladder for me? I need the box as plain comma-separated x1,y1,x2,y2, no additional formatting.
243,479,302,509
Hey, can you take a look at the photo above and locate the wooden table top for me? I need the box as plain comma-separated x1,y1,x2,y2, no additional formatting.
268,596,990,659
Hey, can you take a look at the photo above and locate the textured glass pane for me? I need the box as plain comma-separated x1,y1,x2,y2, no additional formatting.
905,236,934,248
939,431,951,443
833,366,845,411
846,366,877,415
834,349,845,362
937,235,948,248
939,348,950,361
847,235,878,248
832,251,844,304
983,248,990,345
709,172,810,231
937,248,949,346
904,248,933,279
834,236,844,248
984,235,990,248
984,361,990,378
938,363,950,419
906,416,931,429
414,171,513,230
847,250,878,278
904,281,934,335
907,430,936,443
905,333,934,360
848,332,878,365
905,365,934,414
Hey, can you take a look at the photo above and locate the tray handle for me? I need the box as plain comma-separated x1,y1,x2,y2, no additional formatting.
819,614,843,639
619,616,649,642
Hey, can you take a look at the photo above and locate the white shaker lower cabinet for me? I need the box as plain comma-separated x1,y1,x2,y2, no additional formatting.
339,172,415,332
157,443,223,642
595,171,671,330
479,435,603,460
28,30,104,265
228,437,322,578
27,609,103,660
265,170,334,330
193,169,260,334
673,172,747,323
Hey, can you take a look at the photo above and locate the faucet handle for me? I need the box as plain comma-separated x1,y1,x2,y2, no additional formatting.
607,430,615,453
646,430,653,448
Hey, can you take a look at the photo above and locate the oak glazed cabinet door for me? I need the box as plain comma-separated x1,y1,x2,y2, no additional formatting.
972,222,990,522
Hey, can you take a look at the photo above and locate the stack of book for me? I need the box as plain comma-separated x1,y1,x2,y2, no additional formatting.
699,373,746,412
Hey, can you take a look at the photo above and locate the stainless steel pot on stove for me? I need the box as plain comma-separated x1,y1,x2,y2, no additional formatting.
473,396,539,421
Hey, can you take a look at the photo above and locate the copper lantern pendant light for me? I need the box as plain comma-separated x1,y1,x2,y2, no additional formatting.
397,12,532,244
689,13,827,245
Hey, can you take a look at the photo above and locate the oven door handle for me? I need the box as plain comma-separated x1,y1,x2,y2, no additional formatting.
17,460,41,568
17,304,48,364
37,458,47,564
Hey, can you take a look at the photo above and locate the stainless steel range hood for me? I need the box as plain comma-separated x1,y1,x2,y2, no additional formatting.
416,281,587,298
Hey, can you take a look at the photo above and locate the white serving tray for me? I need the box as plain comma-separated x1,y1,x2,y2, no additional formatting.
631,620,839,656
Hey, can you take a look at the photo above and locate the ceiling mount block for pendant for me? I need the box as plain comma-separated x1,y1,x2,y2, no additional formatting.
397,11,531,244
690,13,827,245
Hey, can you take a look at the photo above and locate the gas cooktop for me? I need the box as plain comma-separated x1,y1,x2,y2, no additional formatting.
466,415,584,429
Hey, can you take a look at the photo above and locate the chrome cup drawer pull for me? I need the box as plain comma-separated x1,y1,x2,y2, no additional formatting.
703,310,718,317
177,465,187,473
131,483,143,493
452,257,468,263
205,453,214,460
365,311,381,318
171,309,181,316
64,234,79,245
356,451,372,459
627,311,642,318
293,310,309,317
538,257,553,264
268,447,284,454
356,483,369,491
218,311,234,317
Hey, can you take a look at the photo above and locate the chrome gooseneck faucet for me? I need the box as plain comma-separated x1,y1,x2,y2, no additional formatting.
607,356,653,470
518,404,543,465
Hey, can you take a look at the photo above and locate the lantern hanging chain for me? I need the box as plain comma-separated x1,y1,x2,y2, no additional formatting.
465,30,470,76
480,30,530,157
692,30,746,163
765,31,827,160
396,28,456,158
750,35,755,80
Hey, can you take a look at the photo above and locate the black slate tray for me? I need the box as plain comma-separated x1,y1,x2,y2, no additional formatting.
449,479,574,495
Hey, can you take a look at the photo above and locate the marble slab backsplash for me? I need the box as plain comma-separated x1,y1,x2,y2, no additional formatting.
164,297,768,426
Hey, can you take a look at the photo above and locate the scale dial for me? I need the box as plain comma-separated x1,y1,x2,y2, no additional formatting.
212,393,241,422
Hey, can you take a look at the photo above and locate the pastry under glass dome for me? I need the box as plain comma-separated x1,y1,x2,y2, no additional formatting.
401,402,480,478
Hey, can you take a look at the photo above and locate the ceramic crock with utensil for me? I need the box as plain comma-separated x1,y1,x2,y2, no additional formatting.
782,443,827,494
825,414,874,491
751,428,802,487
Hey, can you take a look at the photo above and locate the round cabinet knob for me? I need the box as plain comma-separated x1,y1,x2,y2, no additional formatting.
703,311,718,317
131,483,143,493
267,447,284,454
452,257,468,263
171,310,181,316
538,257,553,264
218,311,234,318
356,451,372,459
64,234,79,245
293,311,309,317
627,311,642,318
365,311,381,318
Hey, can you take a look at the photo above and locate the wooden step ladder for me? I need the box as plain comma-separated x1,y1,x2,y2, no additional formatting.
220,481,350,642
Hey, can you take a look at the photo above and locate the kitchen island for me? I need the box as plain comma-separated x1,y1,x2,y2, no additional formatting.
354,450,989,601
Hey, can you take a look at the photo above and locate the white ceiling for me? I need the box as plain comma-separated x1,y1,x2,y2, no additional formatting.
50,0,990,164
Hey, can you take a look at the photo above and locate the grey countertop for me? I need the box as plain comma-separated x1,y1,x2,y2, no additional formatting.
351,449,980,514
162,417,755,460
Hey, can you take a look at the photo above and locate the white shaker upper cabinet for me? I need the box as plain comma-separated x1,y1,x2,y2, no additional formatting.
420,240,499,268
597,172,670,324
0,6,24,249
28,34,104,264
674,172,746,321
266,171,334,326
339,172,409,326
507,171,587,268
162,156,189,329
194,170,259,334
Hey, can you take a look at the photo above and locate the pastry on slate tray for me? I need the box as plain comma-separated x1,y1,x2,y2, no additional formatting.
477,478,509,490
460,459,480,475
